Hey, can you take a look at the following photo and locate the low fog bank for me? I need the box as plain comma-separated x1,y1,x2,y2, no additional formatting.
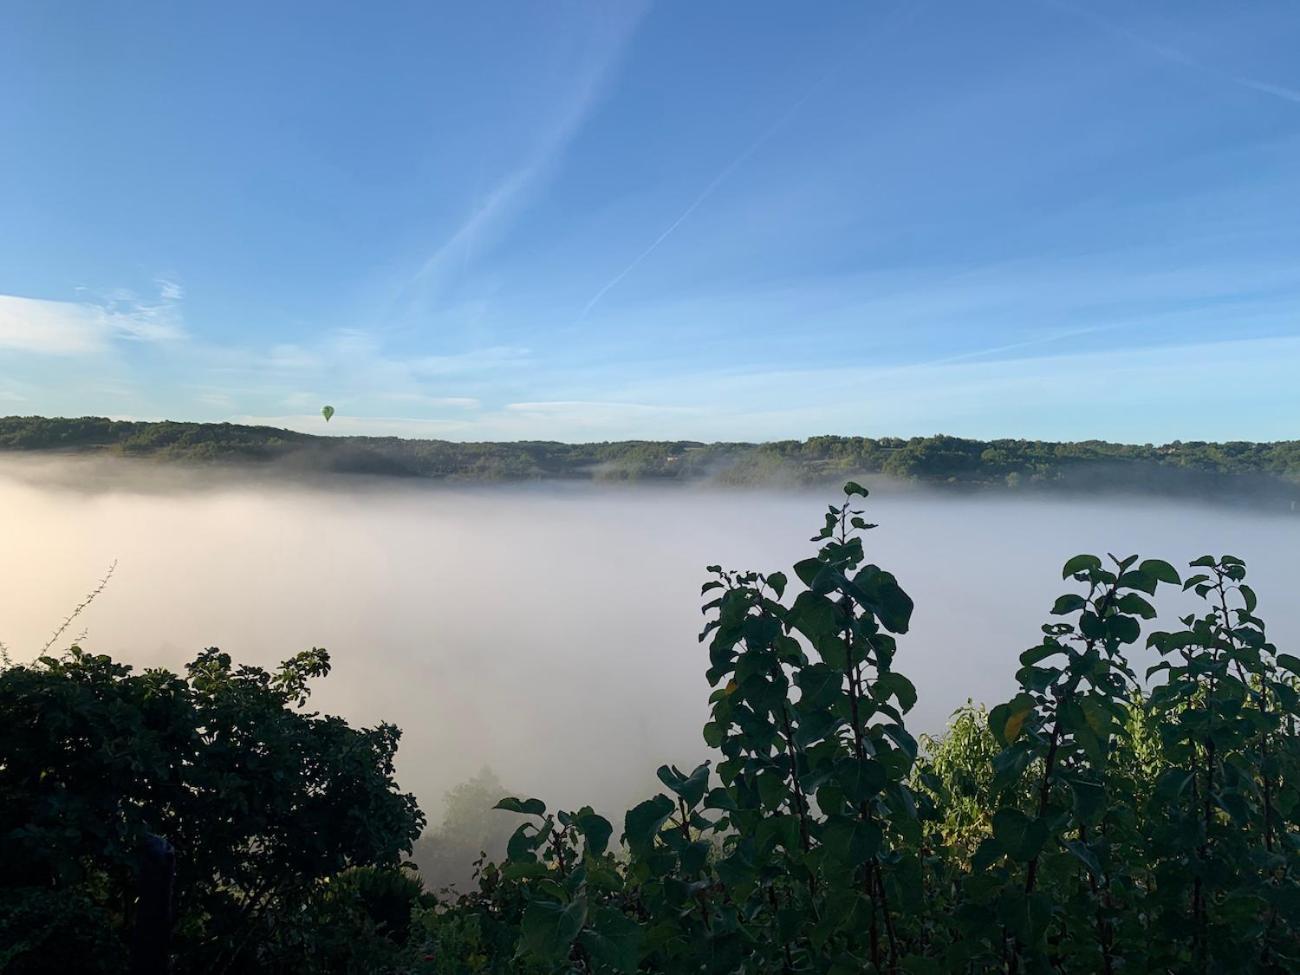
2,455,1297,824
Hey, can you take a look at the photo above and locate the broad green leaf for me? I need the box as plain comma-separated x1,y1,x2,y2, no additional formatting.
822,815,882,866
575,808,613,857
1051,593,1086,615
1020,642,1063,666
875,671,917,713
1106,614,1141,645
1276,653,1300,677
518,895,587,963
1117,570,1157,595
854,565,914,634
767,571,788,598
788,591,838,644
702,721,724,748
623,795,674,856
833,755,887,802
579,906,641,973
1139,558,1180,585
1062,839,1101,877
793,557,826,587
507,821,546,862
496,796,546,816
1066,776,1106,823
1116,592,1157,619
993,693,1035,745
656,762,709,808
1154,768,1195,802
992,808,1047,862
1062,554,1101,579
797,663,843,709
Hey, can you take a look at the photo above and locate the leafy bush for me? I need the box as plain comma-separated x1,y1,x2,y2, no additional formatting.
4,485,1298,972
416,484,1300,973
0,646,425,973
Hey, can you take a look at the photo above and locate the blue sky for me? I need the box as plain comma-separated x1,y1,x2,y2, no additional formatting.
2,0,1298,442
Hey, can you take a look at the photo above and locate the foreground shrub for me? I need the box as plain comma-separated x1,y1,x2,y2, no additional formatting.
417,483,1300,973
0,646,424,973
4,485,1298,972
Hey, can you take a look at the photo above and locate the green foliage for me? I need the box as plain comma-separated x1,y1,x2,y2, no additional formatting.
3,415,1299,505
415,485,1300,973
6,485,1300,972
912,702,1027,858
0,646,425,973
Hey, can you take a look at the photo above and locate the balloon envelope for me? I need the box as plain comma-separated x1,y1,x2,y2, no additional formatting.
321,405,335,422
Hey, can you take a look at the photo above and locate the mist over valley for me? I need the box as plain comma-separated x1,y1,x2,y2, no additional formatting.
5,456,1295,824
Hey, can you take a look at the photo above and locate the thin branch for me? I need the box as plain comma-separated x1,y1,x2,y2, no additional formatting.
41,560,117,655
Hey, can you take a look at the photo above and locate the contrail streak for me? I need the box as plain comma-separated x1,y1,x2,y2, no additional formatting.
580,76,829,319
1042,0,1300,106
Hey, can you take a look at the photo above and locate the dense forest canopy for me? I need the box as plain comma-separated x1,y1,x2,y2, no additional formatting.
2,415,1298,504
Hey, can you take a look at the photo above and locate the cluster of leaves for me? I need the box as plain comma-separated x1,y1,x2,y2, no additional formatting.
0,646,426,973
417,484,1300,973
2,416,1298,503
5,485,1299,972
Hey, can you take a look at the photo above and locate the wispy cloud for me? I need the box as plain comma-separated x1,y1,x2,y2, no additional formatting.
155,277,185,302
505,400,696,416
580,76,828,319
191,329,521,423
378,392,481,409
402,3,649,307
0,282,185,355
227,332,1300,443
1044,0,1300,106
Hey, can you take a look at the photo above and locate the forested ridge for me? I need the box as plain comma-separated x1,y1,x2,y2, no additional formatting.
3,485,1299,972
2,415,1299,503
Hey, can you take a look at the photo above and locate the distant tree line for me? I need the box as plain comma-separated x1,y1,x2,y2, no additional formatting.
1,415,1298,505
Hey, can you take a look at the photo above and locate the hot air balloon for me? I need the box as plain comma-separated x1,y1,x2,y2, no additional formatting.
321,405,335,422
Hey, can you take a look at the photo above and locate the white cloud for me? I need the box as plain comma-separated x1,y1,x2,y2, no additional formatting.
166,327,1300,444
156,278,185,302
379,392,481,409
0,283,185,356
0,296,105,354
504,400,696,417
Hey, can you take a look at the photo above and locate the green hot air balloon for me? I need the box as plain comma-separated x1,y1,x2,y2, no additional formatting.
321,405,335,423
